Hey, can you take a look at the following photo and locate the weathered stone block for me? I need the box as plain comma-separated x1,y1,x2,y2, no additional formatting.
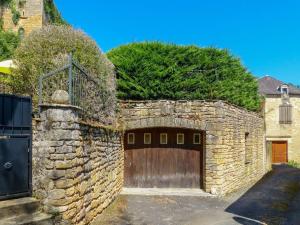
48,189,66,200
55,179,76,189
48,170,66,180
55,161,73,169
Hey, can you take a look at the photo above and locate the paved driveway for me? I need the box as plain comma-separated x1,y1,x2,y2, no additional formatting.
93,165,300,225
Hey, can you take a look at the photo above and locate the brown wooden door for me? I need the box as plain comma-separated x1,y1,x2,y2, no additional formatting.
272,141,288,163
124,128,203,188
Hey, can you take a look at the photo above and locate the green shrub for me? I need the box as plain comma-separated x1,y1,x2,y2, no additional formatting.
107,42,261,111
0,30,19,61
12,25,116,114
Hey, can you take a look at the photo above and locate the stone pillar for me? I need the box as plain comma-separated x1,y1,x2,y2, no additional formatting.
33,104,82,224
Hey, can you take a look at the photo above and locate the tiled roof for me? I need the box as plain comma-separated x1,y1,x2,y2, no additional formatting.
258,76,300,95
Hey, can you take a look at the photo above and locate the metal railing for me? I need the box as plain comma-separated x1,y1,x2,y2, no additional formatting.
38,54,109,122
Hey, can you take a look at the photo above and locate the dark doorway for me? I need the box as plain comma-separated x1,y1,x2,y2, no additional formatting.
0,94,32,200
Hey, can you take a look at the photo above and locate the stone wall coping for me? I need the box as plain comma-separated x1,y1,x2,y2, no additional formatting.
118,99,215,103
118,99,262,118
37,104,121,131
78,119,121,132
39,104,83,111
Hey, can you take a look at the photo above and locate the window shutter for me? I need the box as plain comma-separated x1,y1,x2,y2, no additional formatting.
279,104,292,124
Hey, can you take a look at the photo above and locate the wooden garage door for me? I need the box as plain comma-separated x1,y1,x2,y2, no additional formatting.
124,128,203,188
272,141,288,163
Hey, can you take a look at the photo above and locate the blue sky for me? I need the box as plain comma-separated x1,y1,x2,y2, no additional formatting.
56,0,300,85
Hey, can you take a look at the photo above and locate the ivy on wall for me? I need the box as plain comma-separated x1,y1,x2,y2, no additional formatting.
0,0,20,25
10,3,20,25
44,0,66,25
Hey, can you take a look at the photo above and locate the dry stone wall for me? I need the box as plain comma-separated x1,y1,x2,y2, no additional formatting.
32,104,123,225
120,100,267,195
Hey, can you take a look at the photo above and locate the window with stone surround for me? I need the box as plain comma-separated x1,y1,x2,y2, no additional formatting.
280,85,289,95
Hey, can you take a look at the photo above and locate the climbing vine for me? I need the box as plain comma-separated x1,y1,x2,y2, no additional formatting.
10,5,20,25
0,0,20,25
44,0,66,25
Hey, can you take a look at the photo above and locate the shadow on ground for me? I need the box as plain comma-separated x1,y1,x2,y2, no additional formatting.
226,165,300,225
92,165,300,225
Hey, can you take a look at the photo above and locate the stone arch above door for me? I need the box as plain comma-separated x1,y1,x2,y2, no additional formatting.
125,116,208,131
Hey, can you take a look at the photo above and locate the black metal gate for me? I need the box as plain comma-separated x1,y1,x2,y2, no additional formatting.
0,94,32,200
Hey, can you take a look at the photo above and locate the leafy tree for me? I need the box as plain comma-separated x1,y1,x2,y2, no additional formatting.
107,42,261,111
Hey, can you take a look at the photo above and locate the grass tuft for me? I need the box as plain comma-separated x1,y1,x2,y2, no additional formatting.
287,160,300,169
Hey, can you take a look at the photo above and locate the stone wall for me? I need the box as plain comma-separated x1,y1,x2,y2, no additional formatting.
264,96,300,162
32,104,123,225
120,100,267,195
2,0,44,35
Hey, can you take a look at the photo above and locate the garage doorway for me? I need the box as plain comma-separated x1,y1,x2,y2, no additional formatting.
272,141,288,163
124,127,204,189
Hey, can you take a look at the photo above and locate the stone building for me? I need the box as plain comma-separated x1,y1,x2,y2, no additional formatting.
1,0,48,35
119,100,268,195
259,75,300,163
